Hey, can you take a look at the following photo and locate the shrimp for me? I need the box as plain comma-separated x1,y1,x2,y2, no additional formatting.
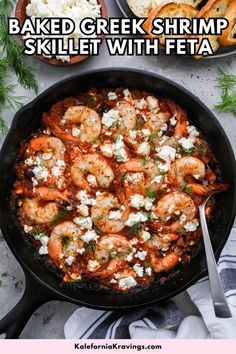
87,234,132,277
71,154,114,190
168,156,206,186
43,106,101,144
150,253,180,273
189,183,229,196
144,111,170,134
28,136,66,168
145,233,179,252
18,186,70,204
91,193,130,233
152,191,197,232
115,158,162,202
115,101,137,132
22,198,59,224
48,221,84,263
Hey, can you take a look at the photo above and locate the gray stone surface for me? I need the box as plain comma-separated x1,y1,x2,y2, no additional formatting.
0,0,235,339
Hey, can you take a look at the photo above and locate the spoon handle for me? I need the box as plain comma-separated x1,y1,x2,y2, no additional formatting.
199,204,232,318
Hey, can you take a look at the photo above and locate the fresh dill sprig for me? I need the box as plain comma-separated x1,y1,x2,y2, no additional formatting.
0,117,9,134
0,0,38,93
215,68,236,117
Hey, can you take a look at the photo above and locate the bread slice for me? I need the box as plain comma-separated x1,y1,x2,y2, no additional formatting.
219,0,236,46
144,3,198,45
126,0,152,17
151,0,204,9
193,0,232,57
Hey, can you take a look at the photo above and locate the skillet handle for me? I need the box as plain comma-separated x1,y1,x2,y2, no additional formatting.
0,272,56,339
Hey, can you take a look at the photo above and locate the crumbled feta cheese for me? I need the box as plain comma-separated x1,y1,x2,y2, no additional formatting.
126,253,133,262
180,214,187,224
42,152,53,160
39,245,48,255
25,157,35,166
129,130,137,140
144,198,154,211
145,267,152,276
81,230,99,243
108,210,123,220
118,276,137,289
141,129,151,137
102,109,120,128
100,143,114,158
108,92,117,100
161,123,168,132
139,230,151,243
146,96,158,110
133,264,144,277
125,212,148,227
110,278,118,284
88,260,100,272
56,159,66,168
159,162,170,173
135,98,146,110
40,236,49,246
87,174,97,187
72,127,81,137
130,194,145,210
114,135,128,161
194,175,200,180
26,0,102,63
24,225,33,233
32,165,49,181
137,142,150,156
74,217,93,230
152,175,164,184
77,204,89,217
76,247,85,255
65,256,75,266
135,251,147,261
187,125,199,140
77,190,96,206
170,116,177,126
52,166,61,177
126,173,144,185
179,138,194,150
123,89,130,98
184,220,199,232
157,146,176,162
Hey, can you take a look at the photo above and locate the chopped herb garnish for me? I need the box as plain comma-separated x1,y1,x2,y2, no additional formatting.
177,227,187,235
141,157,150,166
215,67,236,116
149,132,159,142
86,240,96,252
145,187,156,199
121,172,128,182
62,237,70,249
127,223,142,237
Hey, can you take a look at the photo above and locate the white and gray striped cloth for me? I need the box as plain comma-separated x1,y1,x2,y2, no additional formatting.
65,229,236,339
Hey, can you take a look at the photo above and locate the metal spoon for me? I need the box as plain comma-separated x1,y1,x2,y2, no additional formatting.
198,195,232,318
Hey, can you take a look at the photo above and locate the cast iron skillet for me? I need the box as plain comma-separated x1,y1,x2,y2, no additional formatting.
0,68,235,339
115,0,236,59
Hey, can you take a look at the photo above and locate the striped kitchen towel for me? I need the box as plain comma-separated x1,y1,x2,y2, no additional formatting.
64,229,236,339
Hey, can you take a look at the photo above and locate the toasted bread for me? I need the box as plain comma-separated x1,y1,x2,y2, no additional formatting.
219,0,236,46
126,0,152,17
144,3,198,45
151,0,204,9
193,0,232,57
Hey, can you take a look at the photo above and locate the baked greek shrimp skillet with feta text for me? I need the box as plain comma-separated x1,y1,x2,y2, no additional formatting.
12,87,228,291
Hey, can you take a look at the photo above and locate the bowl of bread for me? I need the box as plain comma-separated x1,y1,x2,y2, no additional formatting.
116,0,236,58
